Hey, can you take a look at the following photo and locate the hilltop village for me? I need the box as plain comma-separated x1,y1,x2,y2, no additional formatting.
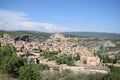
0,33,109,73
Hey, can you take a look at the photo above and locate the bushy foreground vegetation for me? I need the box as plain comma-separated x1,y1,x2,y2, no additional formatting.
0,44,49,80
0,44,120,80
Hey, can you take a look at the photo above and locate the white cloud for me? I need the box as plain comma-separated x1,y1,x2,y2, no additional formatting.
0,9,70,32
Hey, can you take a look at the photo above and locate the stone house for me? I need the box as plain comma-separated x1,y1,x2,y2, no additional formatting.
50,33,66,41
87,56,100,66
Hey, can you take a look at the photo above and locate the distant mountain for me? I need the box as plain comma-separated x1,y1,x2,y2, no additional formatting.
1,30,120,40
61,32,120,39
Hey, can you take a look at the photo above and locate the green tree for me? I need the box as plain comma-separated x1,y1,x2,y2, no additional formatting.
0,44,25,78
74,54,80,61
1,55,24,77
53,67,59,71
38,64,49,71
0,44,15,66
19,64,40,80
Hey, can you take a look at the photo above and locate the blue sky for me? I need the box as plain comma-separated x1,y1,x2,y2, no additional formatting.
0,0,120,33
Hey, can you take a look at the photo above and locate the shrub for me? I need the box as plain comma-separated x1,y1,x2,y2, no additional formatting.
19,64,40,80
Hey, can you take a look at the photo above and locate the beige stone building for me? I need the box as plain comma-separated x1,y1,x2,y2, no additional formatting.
87,56,100,66
50,33,66,41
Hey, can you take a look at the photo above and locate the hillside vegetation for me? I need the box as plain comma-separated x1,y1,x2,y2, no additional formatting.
0,30,51,42
0,30,120,80
0,45,120,80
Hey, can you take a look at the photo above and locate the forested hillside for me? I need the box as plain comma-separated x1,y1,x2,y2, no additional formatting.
0,30,51,42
